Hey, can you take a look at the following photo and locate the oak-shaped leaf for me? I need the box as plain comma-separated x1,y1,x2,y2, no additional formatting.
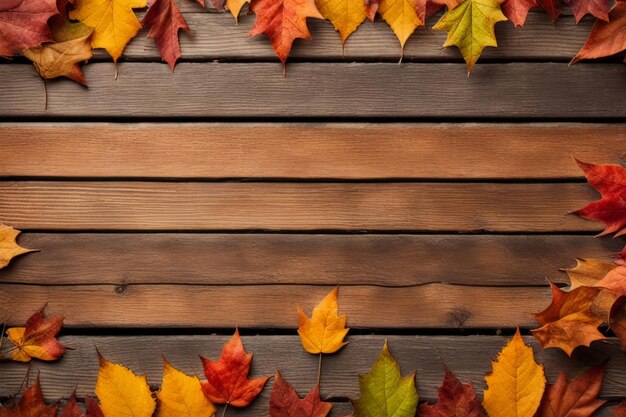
200,329,269,407
5,307,66,362
96,352,156,417
298,287,349,355
352,341,418,417
433,0,507,72
143,0,188,71
0,224,36,269
269,372,332,417
483,329,546,417
419,367,486,417
157,358,216,417
249,0,323,68
536,366,606,417
0,0,57,57
0,377,59,417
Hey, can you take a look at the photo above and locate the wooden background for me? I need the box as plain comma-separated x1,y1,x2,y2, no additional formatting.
2,6,626,416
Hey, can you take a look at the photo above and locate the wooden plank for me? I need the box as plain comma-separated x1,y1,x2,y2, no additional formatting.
1,234,621,286
2,63,626,118
0,335,624,404
1,124,624,179
120,13,591,61
0,284,551,328
0,181,598,231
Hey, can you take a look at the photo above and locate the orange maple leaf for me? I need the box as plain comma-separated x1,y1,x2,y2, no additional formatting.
5,308,66,362
536,366,606,417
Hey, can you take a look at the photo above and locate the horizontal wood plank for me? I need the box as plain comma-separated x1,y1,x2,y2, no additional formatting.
0,284,550,328
1,233,621,286
0,335,624,406
120,13,591,61
2,63,626,119
1,124,624,179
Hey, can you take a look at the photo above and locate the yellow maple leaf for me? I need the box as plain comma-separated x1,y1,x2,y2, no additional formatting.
96,353,156,417
70,0,146,62
0,224,35,269
315,0,367,43
298,287,349,354
157,358,216,417
433,0,507,72
483,329,546,417
226,0,249,23
378,0,422,51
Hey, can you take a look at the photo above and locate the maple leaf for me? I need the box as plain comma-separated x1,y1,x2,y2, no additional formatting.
96,352,156,417
419,367,486,417
536,0,560,22
378,0,422,51
483,330,546,417
59,393,104,417
157,358,216,417
0,0,57,58
22,19,93,85
70,0,146,62
563,258,616,290
0,224,36,269
226,0,249,23
0,377,59,417
433,0,507,72
315,0,367,43
365,0,378,21
298,287,349,355
566,0,612,23
5,308,66,362
573,4,626,65
142,0,189,71
249,0,323,68
200,329,269,407
269,372,333,417
536,366,606,417
532,282,605,356
501,0,537,27
352,341,418,417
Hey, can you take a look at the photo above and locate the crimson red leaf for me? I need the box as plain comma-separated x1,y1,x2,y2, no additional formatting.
142,0,189,70
419,367,486,417
269,372,333,417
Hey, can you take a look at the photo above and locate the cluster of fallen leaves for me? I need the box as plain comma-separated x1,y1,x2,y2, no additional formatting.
2,0,626,84
532,159,626,356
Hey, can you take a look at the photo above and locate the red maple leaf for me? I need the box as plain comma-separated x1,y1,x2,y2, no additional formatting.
537,0,561,23
0,0,58,57
419,367,486,417
566,0,612,23
0,378,59,417
501,0,537,27
269,372,333,417
536,366,606,417
142,0,189,70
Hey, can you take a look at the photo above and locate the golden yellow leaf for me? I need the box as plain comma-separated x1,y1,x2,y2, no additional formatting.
70,0,146,62
157,358,216,417
96,353,156,417
297,287,349,354
378,0,422,50
433,0,507,72
483,329,546,417
227,0,249,23
315,0,367,43
0,224,35,269
563,258,616,289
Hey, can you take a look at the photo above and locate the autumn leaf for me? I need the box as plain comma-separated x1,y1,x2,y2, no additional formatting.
433,0,507,72
609,303,626,350
501,0,537,27
249,0,323,68
0,0,57,58
419,367,486,417
563,258,616,289
378,0,422,51
298,287,349,355
536,0,560,23
226,0,249,23
157,358,216,417
532,282,605,355
365,0,378,21
615,404,626,417
269,372,333,417
22,18,93,85
572,160,626,235
566,0,612,23
70,0,146,62
0,224,36,269
142,0,189,71
5,308,66,362
352,341,418,417
483,329,546,417
59,394,104,417
96,352,156,417
0,377,59,417
209,0,224,10
573,4,626,63
536,366,606,417
200,329,269,407
315,0,367,43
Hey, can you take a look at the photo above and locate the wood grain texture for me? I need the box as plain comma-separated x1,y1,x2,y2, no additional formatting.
0,335,623,404
2,63,626,119
2,123,625,179
1,233,622,286
120,13,591,61
0,284,550,328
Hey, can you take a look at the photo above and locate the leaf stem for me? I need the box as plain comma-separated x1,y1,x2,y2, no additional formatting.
43,79,48,111
316,353,323,388
220,403,228,417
